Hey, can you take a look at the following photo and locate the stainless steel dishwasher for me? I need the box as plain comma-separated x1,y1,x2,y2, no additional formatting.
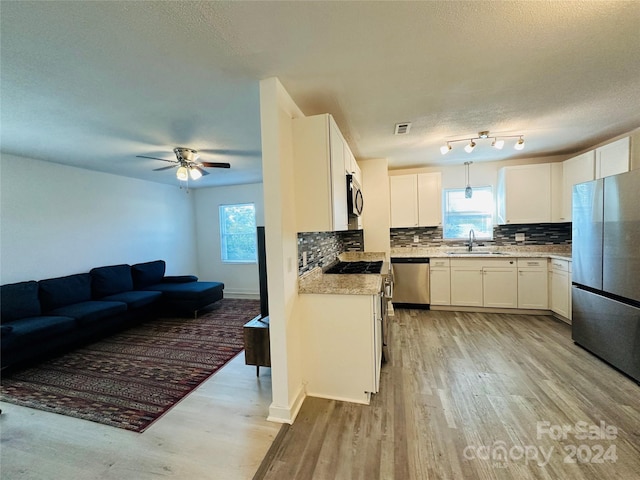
390,257,430,308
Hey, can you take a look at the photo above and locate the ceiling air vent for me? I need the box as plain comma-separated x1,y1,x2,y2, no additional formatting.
394,122,412,135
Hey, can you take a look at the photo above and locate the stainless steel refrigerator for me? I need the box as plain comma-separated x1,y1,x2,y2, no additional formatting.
572,168,640,383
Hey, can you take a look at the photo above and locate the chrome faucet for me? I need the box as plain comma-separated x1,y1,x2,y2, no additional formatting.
468,229,476,252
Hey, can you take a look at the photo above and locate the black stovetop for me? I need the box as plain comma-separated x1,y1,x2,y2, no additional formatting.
324,260,383,275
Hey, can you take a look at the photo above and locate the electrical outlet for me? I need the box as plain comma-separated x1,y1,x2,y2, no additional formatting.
302,251,308,267
413,235,419,243
515,233,525,242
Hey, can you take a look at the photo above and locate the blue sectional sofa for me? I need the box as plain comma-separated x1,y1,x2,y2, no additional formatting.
1,260,224,370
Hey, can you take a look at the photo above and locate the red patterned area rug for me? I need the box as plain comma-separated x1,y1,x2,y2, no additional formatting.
0,298,260,432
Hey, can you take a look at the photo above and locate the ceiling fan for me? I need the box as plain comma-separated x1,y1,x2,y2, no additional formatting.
136,147,231,181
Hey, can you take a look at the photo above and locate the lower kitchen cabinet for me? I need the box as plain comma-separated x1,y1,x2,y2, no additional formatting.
299,292,382,404
450,260,484,307
429,258,451,305
450,258,518,307
549,259,572,322
483,264,518,308
517,258,548,309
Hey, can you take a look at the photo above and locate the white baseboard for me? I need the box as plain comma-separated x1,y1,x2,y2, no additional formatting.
223,291,260,300
267,384,305,424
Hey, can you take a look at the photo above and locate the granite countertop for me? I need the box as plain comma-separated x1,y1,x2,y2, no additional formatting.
298,251,387,295
390,246,572,261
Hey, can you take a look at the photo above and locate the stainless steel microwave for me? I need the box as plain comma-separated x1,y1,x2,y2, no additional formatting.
347,174,363,216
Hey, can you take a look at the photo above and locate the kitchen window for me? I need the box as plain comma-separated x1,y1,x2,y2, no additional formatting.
219,203,257,263
443,186,494,240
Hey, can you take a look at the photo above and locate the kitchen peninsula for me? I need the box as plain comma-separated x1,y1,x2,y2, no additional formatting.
298,252,388,405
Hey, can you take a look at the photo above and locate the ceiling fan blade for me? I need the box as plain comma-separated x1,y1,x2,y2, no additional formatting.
200,162,231,169
136,155,177,164
153,165,178,171
199,149,261,157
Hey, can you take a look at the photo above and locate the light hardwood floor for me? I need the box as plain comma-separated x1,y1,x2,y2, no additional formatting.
255,309,640,480
0,353,280,479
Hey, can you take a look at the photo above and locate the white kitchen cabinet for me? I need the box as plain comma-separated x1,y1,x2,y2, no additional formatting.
450,259,484,307
497,164,551,224
550,162,563,223
417,172,442,227
300,292,382,404
389,174,419,227
561,151,595,221
596,137,630,179
293,114,348,232
450,258,519,308
517,258,548,309
549,259,570,322
389,172,442,228
344,144,362,185
483,261,518,308
429,258,451,305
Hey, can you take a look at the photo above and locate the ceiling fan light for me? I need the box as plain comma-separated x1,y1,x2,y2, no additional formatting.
492,139,505,150
514,137,525,150
176,166,189,181
189,167,202,180
440,143,451,155
464,140,476,153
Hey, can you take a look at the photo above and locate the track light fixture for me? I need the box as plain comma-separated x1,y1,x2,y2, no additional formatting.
440,131,525,155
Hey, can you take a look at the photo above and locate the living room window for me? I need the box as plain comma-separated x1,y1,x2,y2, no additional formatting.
219,203,257,263
443,186,494,240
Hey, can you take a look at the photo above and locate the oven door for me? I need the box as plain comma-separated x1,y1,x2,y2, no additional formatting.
347,175,364,216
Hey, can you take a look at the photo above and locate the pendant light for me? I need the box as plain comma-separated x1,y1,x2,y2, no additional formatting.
464,161,473,198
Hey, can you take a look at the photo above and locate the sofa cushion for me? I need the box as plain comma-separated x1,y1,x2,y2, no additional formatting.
1,280,41,322
162,275,198,283
132,260,166,289
144,281,224,300
91,264,133,298
3,315,76,344
39,273,92,312
102,290,162,309
50,300,127,325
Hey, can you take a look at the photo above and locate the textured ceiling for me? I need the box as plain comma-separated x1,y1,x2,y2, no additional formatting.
2,1,639,188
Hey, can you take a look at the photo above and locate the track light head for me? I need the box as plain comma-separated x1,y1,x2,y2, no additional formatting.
491,138,505,149
514,136,525,150
464,140,476,153
440,143,452,155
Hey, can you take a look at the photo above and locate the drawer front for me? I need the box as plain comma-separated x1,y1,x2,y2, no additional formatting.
550,259,569,272
430,258,450,268
517,258,546,269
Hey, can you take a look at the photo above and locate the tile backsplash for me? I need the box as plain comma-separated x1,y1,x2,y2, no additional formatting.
298,230,364,275
390,223,572,248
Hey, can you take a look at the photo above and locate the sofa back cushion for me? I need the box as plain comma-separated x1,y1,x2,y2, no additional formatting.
90,264,133,298
39,273,92,312
1,281,41,322
132,260,166,289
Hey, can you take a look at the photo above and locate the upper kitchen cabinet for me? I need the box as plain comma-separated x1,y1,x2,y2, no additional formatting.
389,172,442,228
344,144,362,185
560,151,595,222
293,114,349,232
595,137,630,179
497,164,551,224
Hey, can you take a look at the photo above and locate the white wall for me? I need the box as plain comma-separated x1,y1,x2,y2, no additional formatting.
193,183,264,296
259,77,306,423
0,154,196,284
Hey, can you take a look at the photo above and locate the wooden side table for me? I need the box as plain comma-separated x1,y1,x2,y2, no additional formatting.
243,315,270,376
